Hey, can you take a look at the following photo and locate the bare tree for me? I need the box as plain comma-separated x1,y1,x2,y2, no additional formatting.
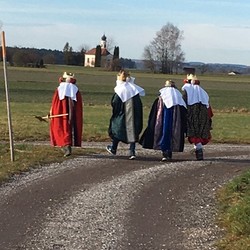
77,44,89,66
143,22,185,74
106,36,116,53
43,53,56,64
78,44,90,53
198,63,208,75
143,45,156,72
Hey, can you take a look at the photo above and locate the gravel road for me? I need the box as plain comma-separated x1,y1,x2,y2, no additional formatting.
0,143,249,250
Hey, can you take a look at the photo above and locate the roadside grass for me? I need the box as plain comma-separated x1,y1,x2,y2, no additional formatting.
2,103,250,143
0,103,112,141
1,66,250,248
216,171,250,250
212,112,250,144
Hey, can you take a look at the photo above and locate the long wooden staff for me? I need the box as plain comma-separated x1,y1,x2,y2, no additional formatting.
34,113,68,122
1,31,14,161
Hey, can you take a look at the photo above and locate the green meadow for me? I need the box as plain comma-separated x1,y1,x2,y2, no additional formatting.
1,65,250,143
1,65,250,249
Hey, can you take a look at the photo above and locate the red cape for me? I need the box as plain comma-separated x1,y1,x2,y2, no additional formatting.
50,90,83,147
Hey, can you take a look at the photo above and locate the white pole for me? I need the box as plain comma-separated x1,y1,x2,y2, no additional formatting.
1,31,14,161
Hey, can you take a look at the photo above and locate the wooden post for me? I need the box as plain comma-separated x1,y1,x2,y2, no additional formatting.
1,31,14,161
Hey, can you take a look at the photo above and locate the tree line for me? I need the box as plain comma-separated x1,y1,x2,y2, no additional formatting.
0,43,135,70
0,22,186,73
1,46,67,67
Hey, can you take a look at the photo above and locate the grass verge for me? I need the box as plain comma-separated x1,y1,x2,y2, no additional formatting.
216,171,250,250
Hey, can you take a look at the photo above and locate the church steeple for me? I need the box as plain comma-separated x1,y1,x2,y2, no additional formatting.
100,34,107,49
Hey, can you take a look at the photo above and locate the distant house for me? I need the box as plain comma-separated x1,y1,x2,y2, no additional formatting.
228,71,241,75
84,34,113,67
183,66,196,75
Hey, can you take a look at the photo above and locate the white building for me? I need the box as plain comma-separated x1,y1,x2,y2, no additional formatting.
84,34,113,67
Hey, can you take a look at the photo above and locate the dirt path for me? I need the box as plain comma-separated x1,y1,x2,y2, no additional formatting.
0,143,249,250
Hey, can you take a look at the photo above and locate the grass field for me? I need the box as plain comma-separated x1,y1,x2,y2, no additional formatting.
1,65,250,143
0,65,250,249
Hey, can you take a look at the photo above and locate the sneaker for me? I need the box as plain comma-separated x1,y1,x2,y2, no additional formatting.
106,145,116,155
64,145,72,157
195,149,204,161
162,151,172,161
129,149,136,160
161,157,168,162
129,155,136,160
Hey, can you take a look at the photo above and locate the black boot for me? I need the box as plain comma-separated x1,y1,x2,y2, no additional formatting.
195,148,203,161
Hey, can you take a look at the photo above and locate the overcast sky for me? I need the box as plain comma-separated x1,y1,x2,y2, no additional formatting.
1,0,250,65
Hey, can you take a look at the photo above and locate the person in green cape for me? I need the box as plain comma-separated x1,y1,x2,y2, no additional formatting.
106,69,145,160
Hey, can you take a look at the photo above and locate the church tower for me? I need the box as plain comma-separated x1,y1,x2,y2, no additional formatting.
100,34,107,49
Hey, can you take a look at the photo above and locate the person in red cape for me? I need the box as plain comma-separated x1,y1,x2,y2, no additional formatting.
49,72,83,157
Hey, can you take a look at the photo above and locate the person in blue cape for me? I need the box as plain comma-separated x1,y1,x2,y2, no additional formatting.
139,80,187,161
106,70,145,160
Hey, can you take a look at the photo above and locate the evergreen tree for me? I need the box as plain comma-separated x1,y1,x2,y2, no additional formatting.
113,46,119,60
63,42,74,65
95,45,101,67
39,59,44,68
111,46,120,71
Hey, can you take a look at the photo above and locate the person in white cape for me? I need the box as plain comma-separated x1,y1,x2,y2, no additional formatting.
106,70,145,160
182,74,213,160
139,80,187,161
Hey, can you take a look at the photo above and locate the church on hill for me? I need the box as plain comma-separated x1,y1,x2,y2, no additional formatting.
84,34,113,67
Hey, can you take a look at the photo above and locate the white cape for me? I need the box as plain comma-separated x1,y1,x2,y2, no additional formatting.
57,82,78,101
182,83,209,107
114,78,145,103
159,87,187,109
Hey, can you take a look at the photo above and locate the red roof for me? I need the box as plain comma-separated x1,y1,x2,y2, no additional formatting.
85,48,111,56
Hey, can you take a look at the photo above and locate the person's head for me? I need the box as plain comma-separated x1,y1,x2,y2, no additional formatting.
184,74,194,84
62,72,76,84
165,80,176,88
184,74,200,85
117,69,129,81
190,75,200,85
